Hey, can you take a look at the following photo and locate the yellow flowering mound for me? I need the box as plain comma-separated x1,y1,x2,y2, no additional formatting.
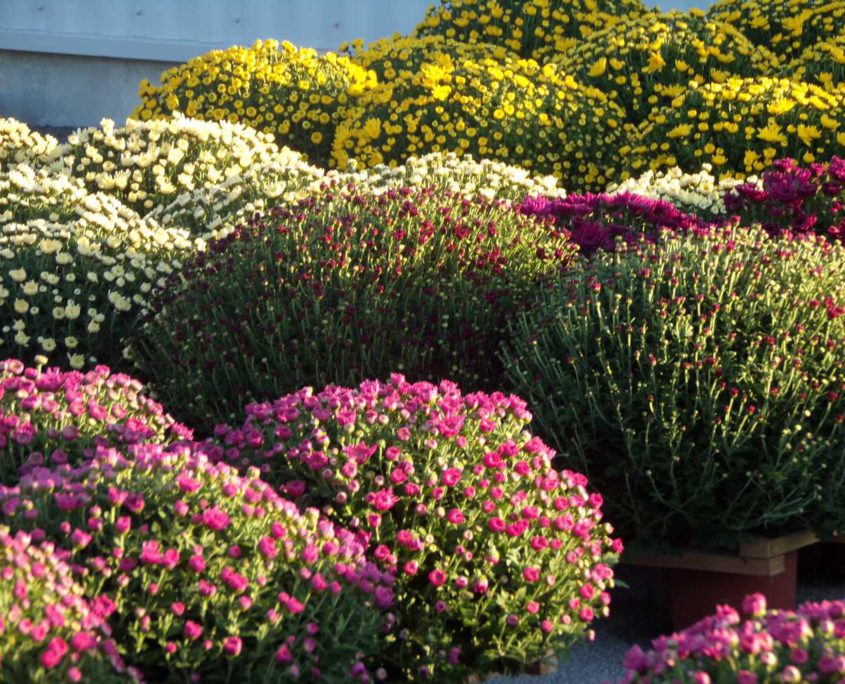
0,165,195,368
785,35,845,92
555,10,780,124
42,115,283,215
0,119,57,169
132,40,378,166
707,0,829,56
770,1,845,61
344,34,512,81
629,77,845,178
332,42,625,192
414,0,646,62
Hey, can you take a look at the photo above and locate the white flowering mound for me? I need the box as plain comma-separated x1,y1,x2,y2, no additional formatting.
151,147,327,239
0,165,198,368
607,164,749,216
154,150,567,241
0,119,58,170
334,152,568,200
41,114,283,215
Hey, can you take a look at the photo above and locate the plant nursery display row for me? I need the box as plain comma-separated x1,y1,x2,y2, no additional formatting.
1,0,845,681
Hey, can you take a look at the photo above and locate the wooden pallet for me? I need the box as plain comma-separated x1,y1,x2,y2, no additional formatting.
624,530,821,577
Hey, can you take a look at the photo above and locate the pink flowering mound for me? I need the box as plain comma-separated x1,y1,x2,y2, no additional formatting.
130,184,575,428
0,443,393,682
725,156,845,243
0,359,192,485
0,526,140,682
620,593,845,683
519,192,713,255
211,375,622,682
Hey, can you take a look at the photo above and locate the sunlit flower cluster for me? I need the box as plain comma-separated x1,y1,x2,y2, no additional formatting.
630,77,845,178
0,442,393,681
0,164,195,367
42,115,283,214
785,34,845,92
414,0,647,62
519,191,714,255
0,358,191,484
152,149,566,242
768,0,845,60
0,526,141,682
211,375,621,681
607,164,747,216
149,147,325,240
344,34,512,81
0,118,58,170
555,9,780,124
706,0,824,55
620,593,845,683
133,40,378,166
725,155,845,242
332,39,625,192
341,151,566,200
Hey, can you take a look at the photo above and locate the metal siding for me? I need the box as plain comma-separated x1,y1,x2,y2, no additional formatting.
0,0,435,59
0,0,715,62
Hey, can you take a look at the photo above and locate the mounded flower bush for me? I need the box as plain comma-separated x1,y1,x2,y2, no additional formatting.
518,192,712,255
555,10,780,124
607,164,744,217
41,115,283,215
620,593,845,683
785,35,845,92
133,40,378,167
630,77,845,178
725,156,845,242
0,118,57,169
332,42,625,192
129,185,575,427
502,224,845,551
211,375,622,681
0,165,194,368
0,359,190,484
0,526,140,682
0,443,393,681
414,0,647,62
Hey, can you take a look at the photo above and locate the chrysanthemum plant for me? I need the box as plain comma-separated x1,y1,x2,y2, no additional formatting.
210,375,622,681
0,444,393,682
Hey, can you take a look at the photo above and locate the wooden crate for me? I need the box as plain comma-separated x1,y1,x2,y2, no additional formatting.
624,530,820,577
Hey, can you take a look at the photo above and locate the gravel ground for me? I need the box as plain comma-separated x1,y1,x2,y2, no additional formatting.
494,545,845,684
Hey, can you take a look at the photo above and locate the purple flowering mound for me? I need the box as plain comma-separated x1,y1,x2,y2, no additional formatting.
210,374,622,682
519,192,712,255
0,442,393,683
725,156,845,242
0,526,141,682
620,593,845,683
0,359,191,484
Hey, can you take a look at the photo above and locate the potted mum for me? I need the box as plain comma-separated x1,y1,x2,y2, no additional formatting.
503,223,845,627
210,374,622,681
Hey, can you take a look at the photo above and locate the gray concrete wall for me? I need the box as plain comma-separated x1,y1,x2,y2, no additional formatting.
0,50,177,128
